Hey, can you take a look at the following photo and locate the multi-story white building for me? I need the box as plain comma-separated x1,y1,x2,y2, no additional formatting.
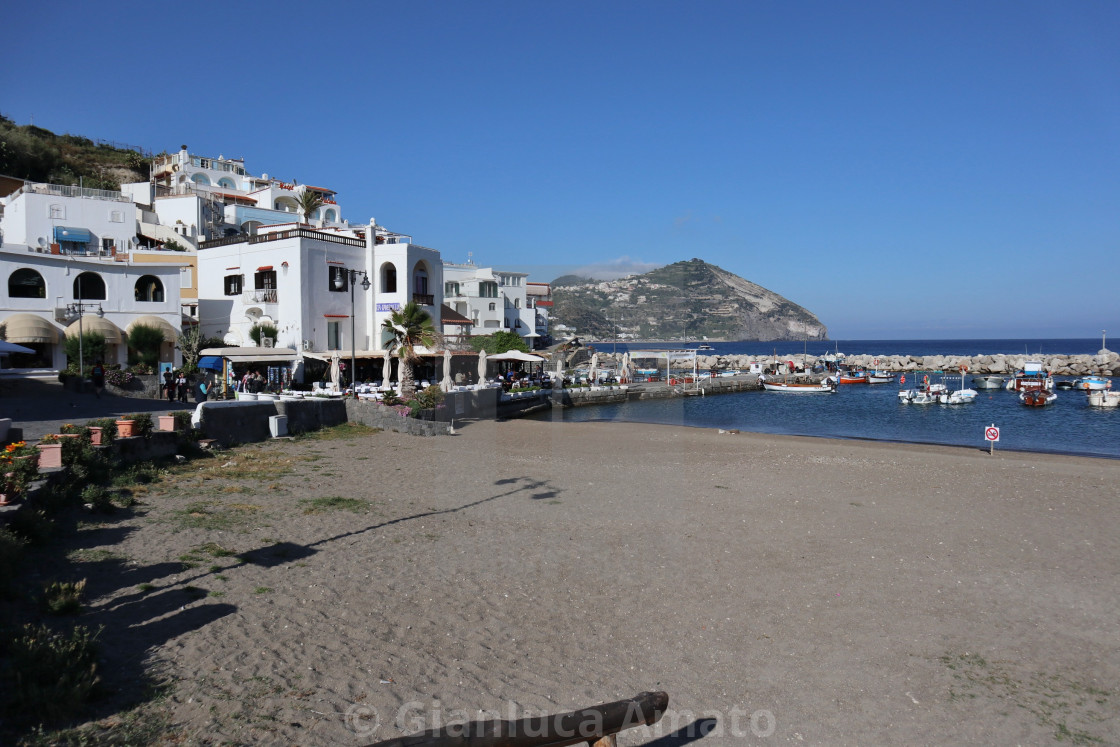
442,261,548,348
526,281,552,346
196,220,442,381
0,182,184,368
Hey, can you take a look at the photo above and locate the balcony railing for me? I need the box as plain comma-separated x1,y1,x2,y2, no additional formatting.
200,227,366,250
244,289,278,304
412,293,435,306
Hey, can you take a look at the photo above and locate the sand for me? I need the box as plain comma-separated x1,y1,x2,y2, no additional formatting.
51,419,1120,745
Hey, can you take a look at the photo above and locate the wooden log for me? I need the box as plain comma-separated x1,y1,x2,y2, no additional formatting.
365,691,668,747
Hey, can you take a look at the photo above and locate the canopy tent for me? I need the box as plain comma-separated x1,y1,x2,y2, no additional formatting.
127,315,178,343
1,313,61,343
65,316,123,344
200,346,298,364
488,350,546,363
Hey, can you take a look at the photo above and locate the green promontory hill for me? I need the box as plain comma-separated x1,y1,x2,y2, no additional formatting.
550,258,828,341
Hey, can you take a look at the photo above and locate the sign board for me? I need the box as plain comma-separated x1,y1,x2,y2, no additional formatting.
985,425,1000,442
376,303,400,312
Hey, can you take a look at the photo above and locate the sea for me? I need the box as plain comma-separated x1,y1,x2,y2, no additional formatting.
536,338,1120,459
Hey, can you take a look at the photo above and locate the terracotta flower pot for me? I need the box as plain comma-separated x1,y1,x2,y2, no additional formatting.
115,419,136,438
89,426,103,446
36,442,62,469
158,415,176,432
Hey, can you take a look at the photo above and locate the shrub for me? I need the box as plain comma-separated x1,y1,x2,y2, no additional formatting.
126,323,165,369
104,368,135,387
5,509,54,546
2,623,102,722
86,418,118,442
81,484,115,513
41,579,86,616
380,390,402,406
123,413,154,438
413,385,445,410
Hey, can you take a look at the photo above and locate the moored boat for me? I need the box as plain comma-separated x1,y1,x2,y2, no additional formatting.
760,375,837,393
837,369,869,384
1020,389,1057,406
972,374,1005,389
1005,361,1054,392
867,370,894,384
1073,375,1111,391
1087,390,1120,408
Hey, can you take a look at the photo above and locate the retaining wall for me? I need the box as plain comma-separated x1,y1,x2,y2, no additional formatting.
344,399,451,436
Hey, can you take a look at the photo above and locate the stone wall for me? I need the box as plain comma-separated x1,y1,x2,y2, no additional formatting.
344,399,451,436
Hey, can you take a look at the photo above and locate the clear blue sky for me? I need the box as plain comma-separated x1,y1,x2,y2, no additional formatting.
4,1,1118,339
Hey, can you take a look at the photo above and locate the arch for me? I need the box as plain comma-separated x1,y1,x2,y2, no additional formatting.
8,268,46,299
380,262,397,293
241,220,262,235
134,275,164,302
217,177,236,189
514,298,521,309
190,173,211,186
274,196,298,213
323,208,337,222
488,302,496,311
73,271,106,300
412,261,430,295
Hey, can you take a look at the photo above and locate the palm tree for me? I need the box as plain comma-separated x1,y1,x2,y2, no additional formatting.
382,301,437,400
296,188,323,225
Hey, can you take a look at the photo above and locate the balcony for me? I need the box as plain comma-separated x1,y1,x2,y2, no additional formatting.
412,293,434,306
244,288,279,304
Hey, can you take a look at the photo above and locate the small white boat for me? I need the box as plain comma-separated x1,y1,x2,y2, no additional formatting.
939,388,978,404
1087,390,1120,408
898,379,947,404
696,343,715,351
761,375,837,393
1073,375,1111,391
867,370,894,384
972,374,1005,390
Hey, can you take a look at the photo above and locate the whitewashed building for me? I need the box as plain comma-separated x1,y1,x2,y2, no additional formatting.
442,261,548,348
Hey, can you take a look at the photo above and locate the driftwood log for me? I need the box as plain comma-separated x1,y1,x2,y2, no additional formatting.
365,690,669,747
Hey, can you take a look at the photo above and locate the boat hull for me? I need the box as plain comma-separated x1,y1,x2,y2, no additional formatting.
972,375,1005,389
1087,390,1120,407
1020,390,1057,406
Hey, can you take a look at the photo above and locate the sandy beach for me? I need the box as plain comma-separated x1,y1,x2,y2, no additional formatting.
38,418,1120,745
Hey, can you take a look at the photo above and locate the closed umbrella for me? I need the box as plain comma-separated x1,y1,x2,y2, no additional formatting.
381,349,392,389
330,354,341,390
620,352,631,383
588,352,599,384
440,349,453,392
477,350,488,384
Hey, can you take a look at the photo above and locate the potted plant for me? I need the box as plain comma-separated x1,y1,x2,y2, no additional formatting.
157,414,177,432
36,434,63,469
0,442,39,504
115,419,137,438
86,418,118,444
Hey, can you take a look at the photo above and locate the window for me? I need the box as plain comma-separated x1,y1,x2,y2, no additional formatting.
73,272,106,300
328,266,348,292
255,269,277,290
224,274,243,296
102,237,115,254
381,263,397,293
109,210,124,223
8,268,46,299
49,204,65,219
514,298,521,309
413,267,428,295
488,302,496,311
445,281,460,296
327,321,342,350
515,319,522,328
480,281,498,298
135,275,164,302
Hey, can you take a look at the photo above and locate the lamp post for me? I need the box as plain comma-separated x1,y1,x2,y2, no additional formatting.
67,300,104,380
334,268,371,390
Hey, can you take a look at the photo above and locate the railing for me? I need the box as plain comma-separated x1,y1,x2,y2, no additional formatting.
364,691,668,747
244,289,278,304
412,293,434,306
200,227,367,250
17,182,129,202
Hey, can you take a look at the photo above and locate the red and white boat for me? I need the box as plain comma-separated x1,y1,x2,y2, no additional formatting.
1005,361,1054,392
1020,389,1057,406
837,369,869,384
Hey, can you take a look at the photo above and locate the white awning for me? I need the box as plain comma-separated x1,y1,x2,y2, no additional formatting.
488,350,547,362
127,315,178,343
2,313,61,343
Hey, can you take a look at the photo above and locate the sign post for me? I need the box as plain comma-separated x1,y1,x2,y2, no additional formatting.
984,424,1000,455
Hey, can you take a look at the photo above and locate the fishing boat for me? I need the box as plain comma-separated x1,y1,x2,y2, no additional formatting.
867,370,895,384
760,374,837,393
1005,361,1054,392
938,369,978,404
1087,390,1120,407
1073,375,1111,391
1020,389,1057,406
898,374,947,404
972,374,1005,390
837,369,869,384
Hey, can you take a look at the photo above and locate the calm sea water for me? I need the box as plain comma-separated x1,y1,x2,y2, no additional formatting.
594,338,1107,358
541,339,1120,458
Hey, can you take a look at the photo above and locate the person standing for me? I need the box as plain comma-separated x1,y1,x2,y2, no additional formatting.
163,368,175,401
91,359,105,399
176,370,189,403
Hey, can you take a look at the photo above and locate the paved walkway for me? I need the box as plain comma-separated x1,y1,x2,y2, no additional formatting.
1,374,192,441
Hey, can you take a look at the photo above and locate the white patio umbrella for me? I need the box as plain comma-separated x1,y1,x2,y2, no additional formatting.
440,349,453,392
381,349,392,389
620,352,632,382
329,354,341,390
477,349,488,384
588,352,599,384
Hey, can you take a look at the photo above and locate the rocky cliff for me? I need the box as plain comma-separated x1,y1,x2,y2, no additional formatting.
551,258,828,341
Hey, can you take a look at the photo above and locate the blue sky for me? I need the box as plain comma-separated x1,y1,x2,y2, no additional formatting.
3,1,1118,339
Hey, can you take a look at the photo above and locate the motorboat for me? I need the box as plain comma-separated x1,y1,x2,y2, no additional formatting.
837,369,869,384
1020,390,1057,406
1005,361,1054,392
972,374,1005,390
760,374,837,393
1087,390,1120,407
1055,379,1077,390
898,375,947,404
1073,375,1111,391
695,343,715,352
867,370,895,384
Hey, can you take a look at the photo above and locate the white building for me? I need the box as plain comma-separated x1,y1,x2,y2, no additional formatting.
196,221,442,381
442,261,548,348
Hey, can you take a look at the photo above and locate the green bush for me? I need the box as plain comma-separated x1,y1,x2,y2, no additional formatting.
86,418,118,442
413,385,445,409
123,413,154,438
126,323,165,369
1,623,102,723
41,579,86,616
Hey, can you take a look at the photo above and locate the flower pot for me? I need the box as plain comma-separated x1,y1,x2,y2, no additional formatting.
36,442,62,469
115,419,137,438
88,426,103,446
158,415,176,432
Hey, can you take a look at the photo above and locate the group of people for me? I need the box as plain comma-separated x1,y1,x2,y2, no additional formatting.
162,368,192,403
238,370,269,394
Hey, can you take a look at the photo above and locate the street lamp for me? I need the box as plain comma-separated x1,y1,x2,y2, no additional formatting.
334,268,371,389
66,300,104,380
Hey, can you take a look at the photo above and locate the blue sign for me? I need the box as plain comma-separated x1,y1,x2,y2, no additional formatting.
376,303,400,312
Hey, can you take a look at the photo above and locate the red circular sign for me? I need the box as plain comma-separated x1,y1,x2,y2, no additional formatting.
985,427,1000,441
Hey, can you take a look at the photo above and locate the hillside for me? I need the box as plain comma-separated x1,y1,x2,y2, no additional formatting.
0,115,151,190
550,258,828,341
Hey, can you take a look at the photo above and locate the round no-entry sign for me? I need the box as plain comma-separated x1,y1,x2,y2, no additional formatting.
985,426,1000,442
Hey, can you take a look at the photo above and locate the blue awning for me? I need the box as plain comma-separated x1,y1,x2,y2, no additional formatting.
198,356,224,370
54,226,91,243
